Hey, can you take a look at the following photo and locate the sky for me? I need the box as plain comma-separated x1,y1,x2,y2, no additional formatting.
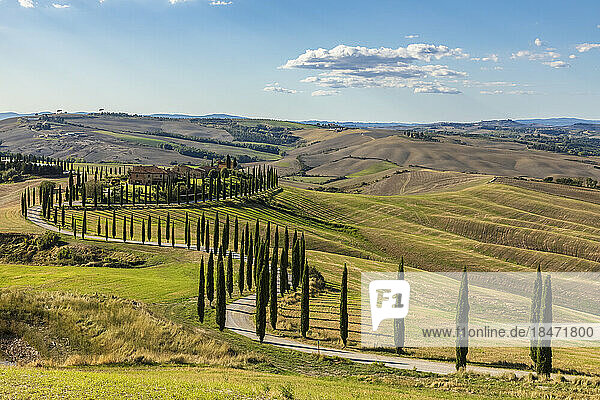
1,0,600,122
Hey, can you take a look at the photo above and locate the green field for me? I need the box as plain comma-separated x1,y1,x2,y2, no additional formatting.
5,177,600,397
39,180,600,375
347,160,398,178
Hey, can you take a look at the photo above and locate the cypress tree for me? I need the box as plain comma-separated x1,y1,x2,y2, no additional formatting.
215,250,226,331
291,240,300,291
537,276,553,378
104,218,108,241
61,206,65,228
82,209,87,239
112,209,116,238
171,222,175,247
186,212,191,249
206,251,215,306
227,250,234,298
300,260,310,338
340,263,348,347
129,214,134,240
205,219,210,253
157,217,162,246
196,217,201,250
147,215,152,241
213,212,219,254
530,265,543,368
201,213,205,245
255,242,268,343
280,226,289,295
238,233,245,294
97,217,101,236
234,216,239,253
455,266,469,371
122,215,127,242
141,219,146,243
246,235,253,290
245,221,249,255
254,219,260,252
198,257,205,322
394,257,405,354
72,214,77,238
300,232,306,276
166,212,170,241
269,232,279,330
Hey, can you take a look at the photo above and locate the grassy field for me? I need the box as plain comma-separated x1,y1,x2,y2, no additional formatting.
36,180,600,374
6,177,600,397
6,365,600,400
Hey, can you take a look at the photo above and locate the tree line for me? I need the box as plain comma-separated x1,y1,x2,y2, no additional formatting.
22,163,279,219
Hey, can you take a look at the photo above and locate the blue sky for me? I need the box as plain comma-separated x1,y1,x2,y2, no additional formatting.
1,0,599,122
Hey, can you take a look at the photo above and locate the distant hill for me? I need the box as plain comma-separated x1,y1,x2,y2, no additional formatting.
148,113,246,119
0,111,54,121
515,118,600,127
0,113,21,121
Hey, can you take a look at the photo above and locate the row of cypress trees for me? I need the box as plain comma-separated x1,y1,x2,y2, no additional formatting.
32,163,278,212
195,221,310,341
454,265,553,376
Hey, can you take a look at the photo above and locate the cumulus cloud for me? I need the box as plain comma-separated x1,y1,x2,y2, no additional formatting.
311,89,340,97
18,0,34,7
263,83,298,94
542,60,570,68
405,34,419,39
534,38,543,47
280,44,468,70
281,44,467,95
576,43,600,53
52,3,70,8
569,54,577,59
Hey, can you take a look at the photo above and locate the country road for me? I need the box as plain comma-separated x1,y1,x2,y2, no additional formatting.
225,293,530,377
27,204,530,377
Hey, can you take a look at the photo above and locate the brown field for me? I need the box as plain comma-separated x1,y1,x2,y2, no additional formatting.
287,130,600,179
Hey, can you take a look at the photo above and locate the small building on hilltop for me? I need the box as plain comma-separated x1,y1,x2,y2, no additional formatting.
128,165,174,185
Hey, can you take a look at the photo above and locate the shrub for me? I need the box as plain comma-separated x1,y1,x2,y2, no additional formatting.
36,232,60,251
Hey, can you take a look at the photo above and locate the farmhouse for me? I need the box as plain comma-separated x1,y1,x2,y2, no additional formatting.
128,165,173,185
171,165,205,179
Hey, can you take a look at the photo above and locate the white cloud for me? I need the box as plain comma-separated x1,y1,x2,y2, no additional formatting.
281,44,468,95
576,43,600,53
480,89,536,95
280,44,468,70
472,54,499,62
18,0,34,8
405,34,419,39
263,83,298,94
569,54,577,59
52,3,70,8
480,90,504,95
511,50,561,60
534,38,543,47
210,0,232,4
311,89,339,97
542,60,570,68
413,84,461,94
